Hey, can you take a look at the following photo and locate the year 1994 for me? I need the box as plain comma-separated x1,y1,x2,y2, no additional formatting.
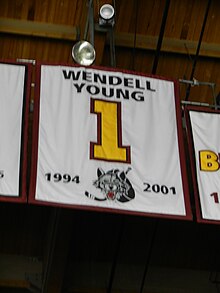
45,172,80,184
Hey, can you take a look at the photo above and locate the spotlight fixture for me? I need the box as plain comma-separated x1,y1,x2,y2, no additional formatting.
72,40,96,66
99,4,115,26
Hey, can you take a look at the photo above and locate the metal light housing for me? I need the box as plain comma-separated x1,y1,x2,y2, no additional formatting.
72,40,96,66
99,4,115,26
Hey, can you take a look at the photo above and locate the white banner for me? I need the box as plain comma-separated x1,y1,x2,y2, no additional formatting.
30,64,191,218
188,108,220,221
0,62,29,200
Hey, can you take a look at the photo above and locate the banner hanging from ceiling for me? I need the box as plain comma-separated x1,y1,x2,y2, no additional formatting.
186,106,220,223
29,63,191,219
0,62,30,202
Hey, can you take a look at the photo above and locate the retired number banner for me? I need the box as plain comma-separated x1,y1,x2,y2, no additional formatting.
0,62,30,202
30,64,191,219
186,107,220,223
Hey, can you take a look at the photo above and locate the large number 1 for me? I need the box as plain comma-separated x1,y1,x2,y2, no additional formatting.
90,98,131,163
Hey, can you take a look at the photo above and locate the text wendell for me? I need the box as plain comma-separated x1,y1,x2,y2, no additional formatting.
62,69,156,102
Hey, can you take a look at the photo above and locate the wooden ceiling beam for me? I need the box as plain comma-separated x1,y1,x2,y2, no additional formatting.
0,17,79,41
1,17,220,60
114,32,220,59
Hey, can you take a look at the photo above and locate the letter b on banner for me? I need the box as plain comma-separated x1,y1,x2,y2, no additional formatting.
199,150,219,171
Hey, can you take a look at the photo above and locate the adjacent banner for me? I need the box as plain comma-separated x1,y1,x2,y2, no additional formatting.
186,107,220,223
0,62,30,202
29,63,191,219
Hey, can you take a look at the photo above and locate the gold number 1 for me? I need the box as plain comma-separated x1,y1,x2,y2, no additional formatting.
90,98,131,163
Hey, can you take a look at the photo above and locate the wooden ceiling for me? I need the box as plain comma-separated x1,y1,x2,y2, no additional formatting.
0,0,220,105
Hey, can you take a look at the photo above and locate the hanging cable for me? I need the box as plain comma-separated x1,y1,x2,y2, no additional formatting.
139,219,158,293
151,0,170,74
185,0,212,101
107,216,124,293
131,0,139,71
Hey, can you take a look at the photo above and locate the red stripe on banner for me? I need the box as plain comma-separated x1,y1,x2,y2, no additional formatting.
173,81,192,220
28,63,41,204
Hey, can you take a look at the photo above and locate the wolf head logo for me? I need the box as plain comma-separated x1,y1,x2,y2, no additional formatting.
92,167,135,203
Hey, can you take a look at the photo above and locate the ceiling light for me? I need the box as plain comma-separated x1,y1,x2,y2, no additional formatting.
99,4,115,26
72,40,96,66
